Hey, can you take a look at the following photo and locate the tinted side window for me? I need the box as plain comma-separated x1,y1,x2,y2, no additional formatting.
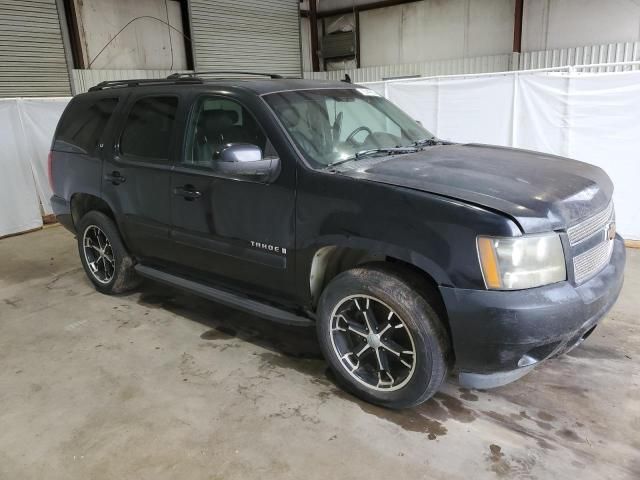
55,97,118,154
120,96,178,161
184,96,276,168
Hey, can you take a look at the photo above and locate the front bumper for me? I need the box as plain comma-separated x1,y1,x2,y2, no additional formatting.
439,235,625,387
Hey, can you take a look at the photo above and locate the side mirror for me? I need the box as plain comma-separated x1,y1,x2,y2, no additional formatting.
213,143,280,182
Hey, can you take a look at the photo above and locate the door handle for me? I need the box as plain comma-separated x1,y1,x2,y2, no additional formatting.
174,185,202,201
105,171,126,185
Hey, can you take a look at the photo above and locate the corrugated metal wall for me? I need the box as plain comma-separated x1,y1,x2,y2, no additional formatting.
188,0,301,77
0,0,71,97
305,42,640,82
519,42,640,72
305,54,514,82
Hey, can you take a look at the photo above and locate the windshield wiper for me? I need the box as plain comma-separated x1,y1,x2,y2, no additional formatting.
413,136,439,147
325,146,417,170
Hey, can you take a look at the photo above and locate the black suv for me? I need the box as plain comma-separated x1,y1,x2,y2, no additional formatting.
49,73,625,408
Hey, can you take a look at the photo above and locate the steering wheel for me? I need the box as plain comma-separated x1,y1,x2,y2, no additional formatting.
345,126,373,144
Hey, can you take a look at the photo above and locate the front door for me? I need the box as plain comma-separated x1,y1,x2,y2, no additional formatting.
101,93,181,263
168,94,296,302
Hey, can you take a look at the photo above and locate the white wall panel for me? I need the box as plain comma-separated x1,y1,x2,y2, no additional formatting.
523,0,640,52
74,0,187,70
467,0,515,57
358,0,514,67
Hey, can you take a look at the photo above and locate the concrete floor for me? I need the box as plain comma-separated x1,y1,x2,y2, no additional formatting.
0,225,638,480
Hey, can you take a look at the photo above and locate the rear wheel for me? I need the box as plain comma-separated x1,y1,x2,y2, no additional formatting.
77,211,140,294
317,263,450,409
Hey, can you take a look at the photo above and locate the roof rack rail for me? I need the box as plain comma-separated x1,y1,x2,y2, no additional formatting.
88,77,202,92
87,71,285,92
167,71,284,79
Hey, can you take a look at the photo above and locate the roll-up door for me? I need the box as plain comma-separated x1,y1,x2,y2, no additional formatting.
188,0,301,77
0,0,71,97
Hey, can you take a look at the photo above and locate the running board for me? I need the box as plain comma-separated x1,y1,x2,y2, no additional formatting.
135,265,313,327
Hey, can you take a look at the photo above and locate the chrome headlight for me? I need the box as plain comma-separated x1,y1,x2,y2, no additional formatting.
477,233,566,290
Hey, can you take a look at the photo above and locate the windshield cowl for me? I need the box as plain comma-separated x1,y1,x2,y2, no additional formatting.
324,146,420,170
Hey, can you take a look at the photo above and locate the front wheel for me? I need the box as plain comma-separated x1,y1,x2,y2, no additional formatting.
317,263,450,409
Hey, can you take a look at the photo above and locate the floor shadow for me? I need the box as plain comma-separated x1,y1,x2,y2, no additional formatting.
131,279,471,429
135,279,322,359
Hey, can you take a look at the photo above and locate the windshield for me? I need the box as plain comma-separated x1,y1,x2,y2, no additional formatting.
264,88,433,168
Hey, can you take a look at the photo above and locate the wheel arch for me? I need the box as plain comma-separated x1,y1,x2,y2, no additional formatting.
307,237,451,307
307,240,455,367
70,192,117,230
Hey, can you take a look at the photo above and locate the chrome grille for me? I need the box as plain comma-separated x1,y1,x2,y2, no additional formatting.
573,238,614,284
567,202,614,246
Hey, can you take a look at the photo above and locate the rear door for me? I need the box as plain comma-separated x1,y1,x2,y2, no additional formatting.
101,91,184,263
168,92,297,301
52,94,121,203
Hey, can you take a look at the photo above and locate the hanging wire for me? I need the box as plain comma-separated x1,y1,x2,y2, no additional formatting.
164,0,175,71
352,0,358,68
88,15,191,69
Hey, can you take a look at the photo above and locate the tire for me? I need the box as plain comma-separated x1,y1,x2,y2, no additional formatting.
317,263,450,409
76,211,140,294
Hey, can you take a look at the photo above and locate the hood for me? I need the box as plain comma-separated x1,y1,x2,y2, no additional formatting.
339,144,613,233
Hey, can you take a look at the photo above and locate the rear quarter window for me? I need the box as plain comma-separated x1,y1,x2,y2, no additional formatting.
54,97,119,154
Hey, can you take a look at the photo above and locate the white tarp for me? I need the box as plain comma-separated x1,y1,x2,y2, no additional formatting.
19,98,72,215
0,99,43,237
372,70,640,240
0,98,70,237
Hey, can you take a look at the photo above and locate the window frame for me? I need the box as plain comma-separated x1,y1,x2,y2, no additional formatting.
115,93,181,167
176,92,279,182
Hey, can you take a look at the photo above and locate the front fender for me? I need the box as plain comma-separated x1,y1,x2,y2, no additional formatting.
294,167,522,305
302,234,452,286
